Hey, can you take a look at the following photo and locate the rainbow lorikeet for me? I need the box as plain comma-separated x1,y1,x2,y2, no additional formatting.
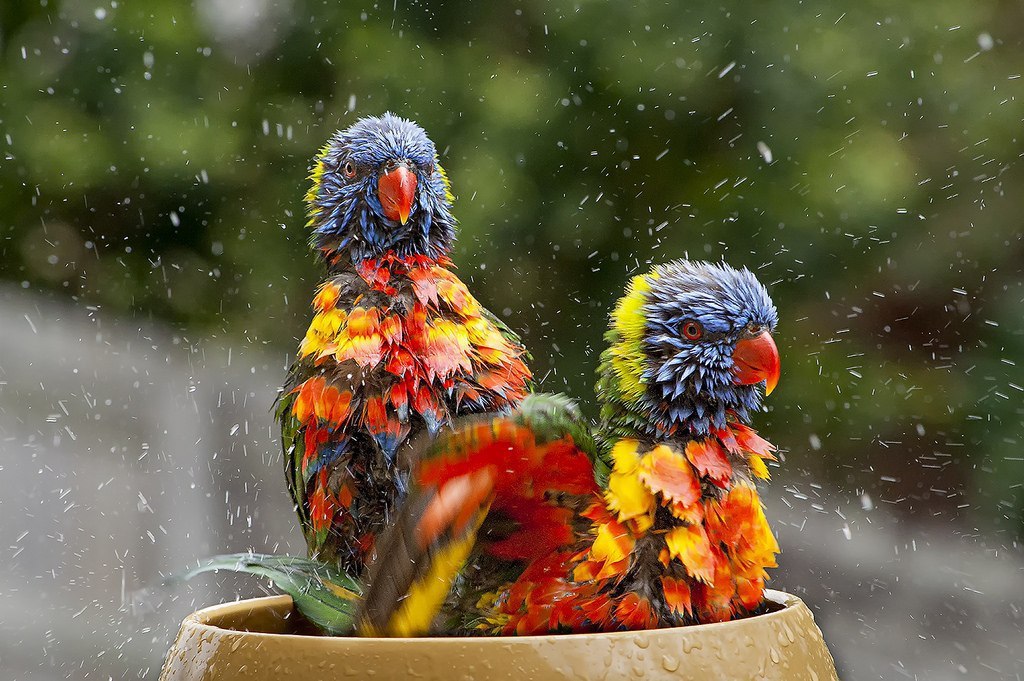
276,114,532,578
357,259,782,635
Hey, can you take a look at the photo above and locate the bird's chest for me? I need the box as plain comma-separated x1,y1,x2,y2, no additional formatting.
295,260,489,430
322,277,473,379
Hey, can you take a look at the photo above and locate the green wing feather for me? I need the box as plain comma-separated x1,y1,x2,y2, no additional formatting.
180,553,362,636
276,388,315,549
512,393,602,470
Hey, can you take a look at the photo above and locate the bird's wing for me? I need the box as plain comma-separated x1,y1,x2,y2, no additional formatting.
480,304,533,369
278,355,374,558
277,382,308,533
355,393,600,636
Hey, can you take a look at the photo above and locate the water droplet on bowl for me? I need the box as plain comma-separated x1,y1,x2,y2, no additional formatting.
682,639,703,654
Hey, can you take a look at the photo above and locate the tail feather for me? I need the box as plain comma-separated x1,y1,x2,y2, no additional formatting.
357,473,494,636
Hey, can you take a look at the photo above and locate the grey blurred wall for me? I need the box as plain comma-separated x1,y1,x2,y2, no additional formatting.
0,287,301,680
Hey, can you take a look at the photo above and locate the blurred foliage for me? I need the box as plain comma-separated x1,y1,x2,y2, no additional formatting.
1,0,1022,538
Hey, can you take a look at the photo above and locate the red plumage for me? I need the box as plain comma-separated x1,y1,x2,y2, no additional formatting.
282,254,531,575
358,399,782,635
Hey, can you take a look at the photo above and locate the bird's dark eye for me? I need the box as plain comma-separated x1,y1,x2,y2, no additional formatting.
681,320,703,341
341,160,357,179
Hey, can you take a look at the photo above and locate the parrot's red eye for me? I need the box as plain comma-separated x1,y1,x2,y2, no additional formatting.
681,320,703,341
342,160,357,179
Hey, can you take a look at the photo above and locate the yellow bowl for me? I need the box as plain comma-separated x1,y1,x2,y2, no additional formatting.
160,590,838,680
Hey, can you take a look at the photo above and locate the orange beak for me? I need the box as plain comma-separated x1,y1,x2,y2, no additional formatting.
378,165,417,224
732,330,780,396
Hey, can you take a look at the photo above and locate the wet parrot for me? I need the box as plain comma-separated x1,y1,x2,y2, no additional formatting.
357,259,783,635
179,115,530,627
275,114,532,578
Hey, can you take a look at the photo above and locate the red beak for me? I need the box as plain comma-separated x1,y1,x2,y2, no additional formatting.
378,165,417,224
732,330,780,396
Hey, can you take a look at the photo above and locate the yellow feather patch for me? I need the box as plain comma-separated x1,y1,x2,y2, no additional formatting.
436,160,455,204
604,439,655,522
304,141,334,227
665,524,716,584
578,520,635,581
612,274,651,339
464,317,511,364
608,273,658,402
748,454,770,480
299,308,347,358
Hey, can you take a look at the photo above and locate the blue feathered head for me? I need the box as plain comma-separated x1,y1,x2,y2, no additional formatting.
600,260,780,437
305,114,457,264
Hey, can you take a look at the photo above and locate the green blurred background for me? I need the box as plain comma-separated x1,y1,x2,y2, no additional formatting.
5,0,1021,535
2,1,1022,677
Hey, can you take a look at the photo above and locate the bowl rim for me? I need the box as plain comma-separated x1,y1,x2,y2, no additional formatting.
181,588,805,643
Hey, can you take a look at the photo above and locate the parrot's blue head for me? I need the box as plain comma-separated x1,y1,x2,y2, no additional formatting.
305,114,457,265
603,260,780,436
